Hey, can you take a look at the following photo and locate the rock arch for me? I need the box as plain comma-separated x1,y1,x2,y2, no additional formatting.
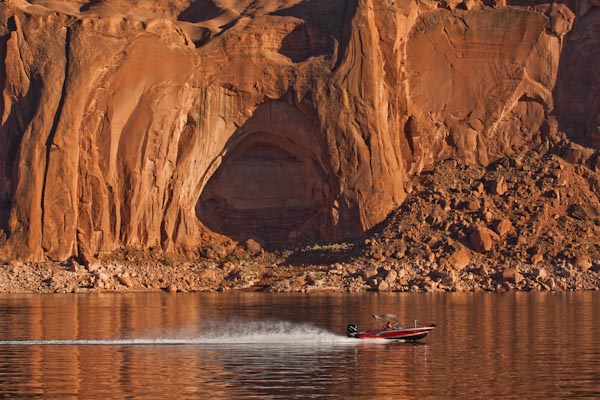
196,101,334,246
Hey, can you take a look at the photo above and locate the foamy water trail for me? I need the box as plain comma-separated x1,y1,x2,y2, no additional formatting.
0,320,369,346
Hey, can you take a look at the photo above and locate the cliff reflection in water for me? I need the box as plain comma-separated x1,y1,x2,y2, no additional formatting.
0,293,598,398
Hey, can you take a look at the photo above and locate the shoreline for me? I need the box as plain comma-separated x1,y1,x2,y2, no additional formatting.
1,254,598,294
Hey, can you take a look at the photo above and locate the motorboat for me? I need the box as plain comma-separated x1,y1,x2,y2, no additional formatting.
347,314,436,341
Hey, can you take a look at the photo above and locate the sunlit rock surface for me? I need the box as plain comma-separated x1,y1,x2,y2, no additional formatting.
0,0,598,261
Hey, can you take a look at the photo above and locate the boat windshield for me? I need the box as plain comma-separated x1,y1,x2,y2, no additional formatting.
382,321,402,330
373,314,404,330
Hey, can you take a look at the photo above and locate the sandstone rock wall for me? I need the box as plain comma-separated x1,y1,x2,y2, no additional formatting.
0,0,598,262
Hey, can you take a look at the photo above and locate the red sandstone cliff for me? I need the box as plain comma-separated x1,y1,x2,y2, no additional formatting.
0,0,598,262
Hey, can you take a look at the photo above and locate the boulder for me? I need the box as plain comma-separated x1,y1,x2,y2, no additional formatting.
384,269,398,283
361,266,379,280
166,284,178,293
96,272,110,284
544,278,557,290
203,245,229,260
441,270,457,286
117,274,134,288
447,247,472,270
559,266,573,279
475,182,485,193
377,280,390,292
493,219,514,238
533,267,548,280
244,239,262,255
475,265,489,276
569,204,600,222
502,268,523,284
264,280,291,293
468,199,481,211
488,177,508,196
460,0,482,11
484,212,494,223
573,255,592,272
66,258,82,273
469,226,499,253
557,142,594,165
531,252,544,264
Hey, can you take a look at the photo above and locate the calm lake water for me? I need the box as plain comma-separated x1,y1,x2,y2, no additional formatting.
0,292,598,399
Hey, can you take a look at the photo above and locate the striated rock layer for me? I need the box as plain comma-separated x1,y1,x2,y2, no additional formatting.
0,0,598,262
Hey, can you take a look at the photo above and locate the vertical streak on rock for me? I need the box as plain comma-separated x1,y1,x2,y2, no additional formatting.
0,19,11,149
1,13,68,261
0,16,19,232
41,25,73,259
330,0,405,232
334,0,360,72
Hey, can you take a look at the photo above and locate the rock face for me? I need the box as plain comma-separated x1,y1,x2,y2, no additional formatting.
0,0,597,262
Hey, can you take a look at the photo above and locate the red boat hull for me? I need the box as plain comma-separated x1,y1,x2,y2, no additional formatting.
355,326,435,341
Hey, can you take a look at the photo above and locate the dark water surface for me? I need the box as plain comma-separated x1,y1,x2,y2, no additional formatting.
0,292,598,399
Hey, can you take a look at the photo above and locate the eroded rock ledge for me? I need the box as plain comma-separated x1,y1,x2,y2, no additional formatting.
0,0,599,266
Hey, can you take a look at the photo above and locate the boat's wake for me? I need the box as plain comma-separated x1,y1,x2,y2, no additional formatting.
0,320,366,346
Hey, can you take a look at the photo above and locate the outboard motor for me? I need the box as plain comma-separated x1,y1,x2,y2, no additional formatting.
347,324,359,338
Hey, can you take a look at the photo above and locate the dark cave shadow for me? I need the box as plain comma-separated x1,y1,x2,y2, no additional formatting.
196,100,336,248
271,0,358,66
177,0,226,23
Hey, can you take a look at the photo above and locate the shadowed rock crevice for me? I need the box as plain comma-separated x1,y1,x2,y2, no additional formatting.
0,16,16,123
278,23,334,63
196,101,334,247
178,0,225,23
554,5,600,145
0,75,44,235
0,16,19,224
79,0,103,13
272,0,358,65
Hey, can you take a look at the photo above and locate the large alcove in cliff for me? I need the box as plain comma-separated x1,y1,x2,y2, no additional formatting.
196,101,333,246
